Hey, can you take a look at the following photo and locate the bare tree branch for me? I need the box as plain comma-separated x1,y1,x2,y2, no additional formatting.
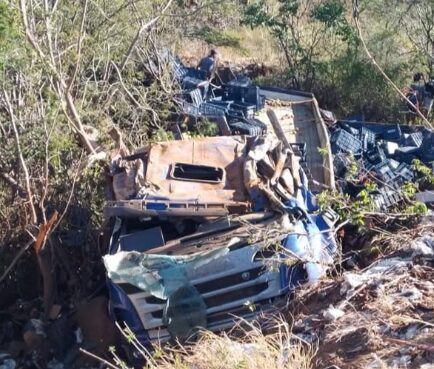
19,0,97,155
111,61,159,125
2,88,38,223
353,7,434,130
67,0,89,93
0,169,27,198
120,0,174,70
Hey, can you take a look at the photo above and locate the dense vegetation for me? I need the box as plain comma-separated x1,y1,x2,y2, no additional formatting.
0,0,433,308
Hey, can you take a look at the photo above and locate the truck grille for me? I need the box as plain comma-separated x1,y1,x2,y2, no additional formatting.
115,243,283,342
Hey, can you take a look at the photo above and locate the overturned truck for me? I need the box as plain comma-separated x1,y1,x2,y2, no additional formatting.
103,82,338,347
103,60,338,346
105,136,337,345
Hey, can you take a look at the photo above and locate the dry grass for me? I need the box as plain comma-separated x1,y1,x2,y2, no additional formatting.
175,26,283,68
158,335,310,369
126,319,314,369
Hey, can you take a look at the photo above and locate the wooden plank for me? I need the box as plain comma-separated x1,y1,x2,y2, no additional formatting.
266,109,291,150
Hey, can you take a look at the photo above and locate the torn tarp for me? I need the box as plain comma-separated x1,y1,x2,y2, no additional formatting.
103,247,228,300
104,247,229,340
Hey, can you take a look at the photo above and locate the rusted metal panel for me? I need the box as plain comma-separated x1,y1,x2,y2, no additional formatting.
144,136,249,203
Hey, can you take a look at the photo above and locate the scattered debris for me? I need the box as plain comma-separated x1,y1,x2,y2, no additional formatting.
291,232,434,369
322,306,345,321
330,120,434,210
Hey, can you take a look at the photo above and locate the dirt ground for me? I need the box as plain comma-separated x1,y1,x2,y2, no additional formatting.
290,224,434,369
